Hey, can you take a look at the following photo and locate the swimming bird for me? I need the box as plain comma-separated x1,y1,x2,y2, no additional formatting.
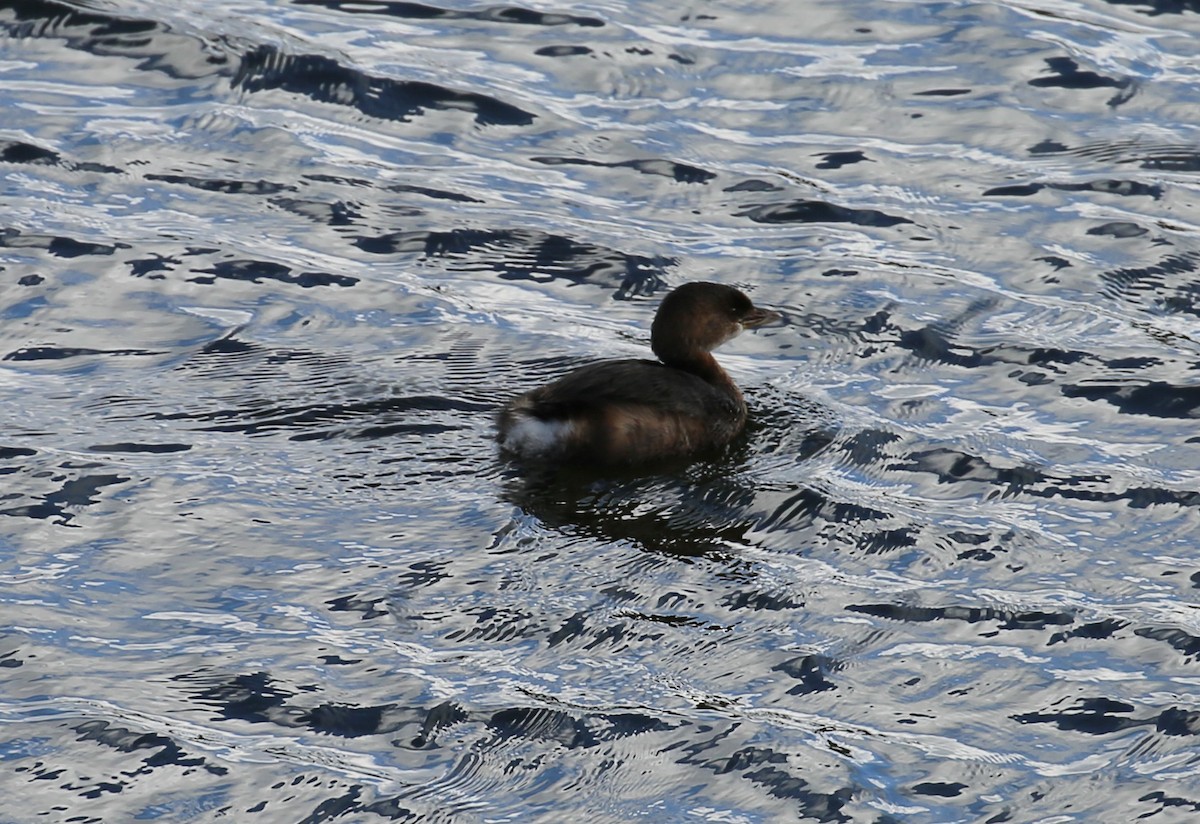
497,282,780,465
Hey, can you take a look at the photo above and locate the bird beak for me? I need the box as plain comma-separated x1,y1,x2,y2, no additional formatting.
741,306,782,330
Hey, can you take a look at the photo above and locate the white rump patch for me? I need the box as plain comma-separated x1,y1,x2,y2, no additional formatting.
499,411,575,458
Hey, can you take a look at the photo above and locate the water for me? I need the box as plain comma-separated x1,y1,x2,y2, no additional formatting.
2,0,1200,820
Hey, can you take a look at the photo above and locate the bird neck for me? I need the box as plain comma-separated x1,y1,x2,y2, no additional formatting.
663,350,742,401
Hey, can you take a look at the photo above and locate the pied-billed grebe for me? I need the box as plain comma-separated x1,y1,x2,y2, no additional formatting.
497,282,780,465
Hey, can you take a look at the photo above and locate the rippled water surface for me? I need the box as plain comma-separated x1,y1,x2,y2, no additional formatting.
3,0,1200,820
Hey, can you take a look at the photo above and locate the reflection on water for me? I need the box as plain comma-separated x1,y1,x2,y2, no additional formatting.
3,0,1200,819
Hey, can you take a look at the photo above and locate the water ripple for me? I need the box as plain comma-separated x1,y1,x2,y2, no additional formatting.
3,0,1200,820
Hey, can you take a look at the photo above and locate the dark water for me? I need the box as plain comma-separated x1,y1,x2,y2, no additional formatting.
3,0,1200,820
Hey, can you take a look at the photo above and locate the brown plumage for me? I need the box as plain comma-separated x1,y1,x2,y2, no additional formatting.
497,282,779,465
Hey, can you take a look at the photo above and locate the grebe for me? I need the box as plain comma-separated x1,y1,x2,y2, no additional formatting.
497,282,779,465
